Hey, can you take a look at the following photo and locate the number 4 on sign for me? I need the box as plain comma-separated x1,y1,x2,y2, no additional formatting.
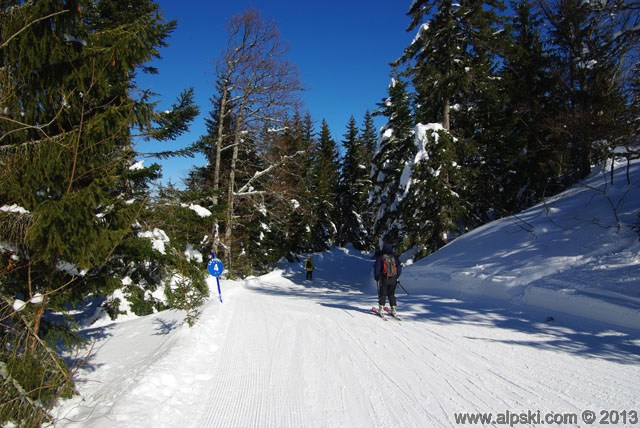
207,257,224,277
207,254,224,303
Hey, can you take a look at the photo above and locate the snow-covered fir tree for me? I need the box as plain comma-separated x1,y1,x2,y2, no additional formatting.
398,124,468,258
370,74,415,248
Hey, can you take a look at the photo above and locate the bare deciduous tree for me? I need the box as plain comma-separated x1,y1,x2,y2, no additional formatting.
210,9,302,267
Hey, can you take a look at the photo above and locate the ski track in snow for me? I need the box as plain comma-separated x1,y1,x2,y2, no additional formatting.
178,279,638,428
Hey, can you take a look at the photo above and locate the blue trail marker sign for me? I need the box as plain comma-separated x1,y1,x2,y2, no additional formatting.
207,257,224,277
207,254,224,302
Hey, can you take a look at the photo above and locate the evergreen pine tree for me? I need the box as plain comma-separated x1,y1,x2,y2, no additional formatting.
310,119,340,249
337,115,370,248
399,0,506,246
500,1,560,211
269,111,315,255
358,111,377,247
399,124,467,257
538,0,636,182
404,0,459,129
404,0,504,128
370,75,415,247
360,111,378,170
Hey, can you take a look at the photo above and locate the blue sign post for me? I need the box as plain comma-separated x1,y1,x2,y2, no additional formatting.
207,253,224,303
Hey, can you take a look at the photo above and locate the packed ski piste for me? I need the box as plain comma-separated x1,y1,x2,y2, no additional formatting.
52,160,640,428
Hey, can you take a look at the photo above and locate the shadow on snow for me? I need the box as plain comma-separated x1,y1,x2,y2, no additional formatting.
249,274,640,365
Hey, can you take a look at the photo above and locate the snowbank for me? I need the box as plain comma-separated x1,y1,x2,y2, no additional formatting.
402,159,640,331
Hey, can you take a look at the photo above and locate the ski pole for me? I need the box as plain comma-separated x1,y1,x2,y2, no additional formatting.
397,280,410,295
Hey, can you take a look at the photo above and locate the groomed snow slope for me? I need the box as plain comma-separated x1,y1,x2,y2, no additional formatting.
53,269,640,428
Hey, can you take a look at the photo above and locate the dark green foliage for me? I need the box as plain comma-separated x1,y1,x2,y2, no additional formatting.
114,189,214,317
103,296,124,319
498,1,561,212
0,298,76,427
400,0,508,235
309,119,340,249
337,115,371,249
404,0,506,130
270,112,316,255
360,111,377,170
1,2,140,421
144,89,201,157
0,1,200,425
540,0,634,182
160,246,208,327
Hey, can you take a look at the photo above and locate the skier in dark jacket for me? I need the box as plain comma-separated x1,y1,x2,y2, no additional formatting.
373,242,401,316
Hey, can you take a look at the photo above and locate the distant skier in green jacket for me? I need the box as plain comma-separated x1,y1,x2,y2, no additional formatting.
305,256,314,280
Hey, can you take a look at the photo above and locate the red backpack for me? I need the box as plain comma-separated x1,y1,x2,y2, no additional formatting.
382,254,397,279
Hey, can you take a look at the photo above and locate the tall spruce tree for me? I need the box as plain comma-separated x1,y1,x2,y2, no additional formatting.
370,75,415,248
403,0,458,129
500,0,560,211
310,119,340,249
403,0,505,131
360,111,378,170
0,1,197,425
537,0,637,183
267,111,316,256
337,115,370,248
358,111,377,248
397,0,507,246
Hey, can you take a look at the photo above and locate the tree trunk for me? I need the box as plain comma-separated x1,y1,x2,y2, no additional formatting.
224,127,242,270
443,99,451,131
211,87,228,253
213,90,227,205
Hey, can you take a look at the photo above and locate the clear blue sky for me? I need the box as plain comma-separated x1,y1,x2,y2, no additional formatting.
136,1,415,185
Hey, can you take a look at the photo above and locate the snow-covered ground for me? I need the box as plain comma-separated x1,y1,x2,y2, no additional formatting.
51,160,640,427
404,159,640,331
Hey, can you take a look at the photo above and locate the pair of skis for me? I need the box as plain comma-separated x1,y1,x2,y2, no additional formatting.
371,306,401,321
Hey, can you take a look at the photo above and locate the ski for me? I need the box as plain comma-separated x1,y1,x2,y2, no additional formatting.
384,306,402,321
371,306,387,321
